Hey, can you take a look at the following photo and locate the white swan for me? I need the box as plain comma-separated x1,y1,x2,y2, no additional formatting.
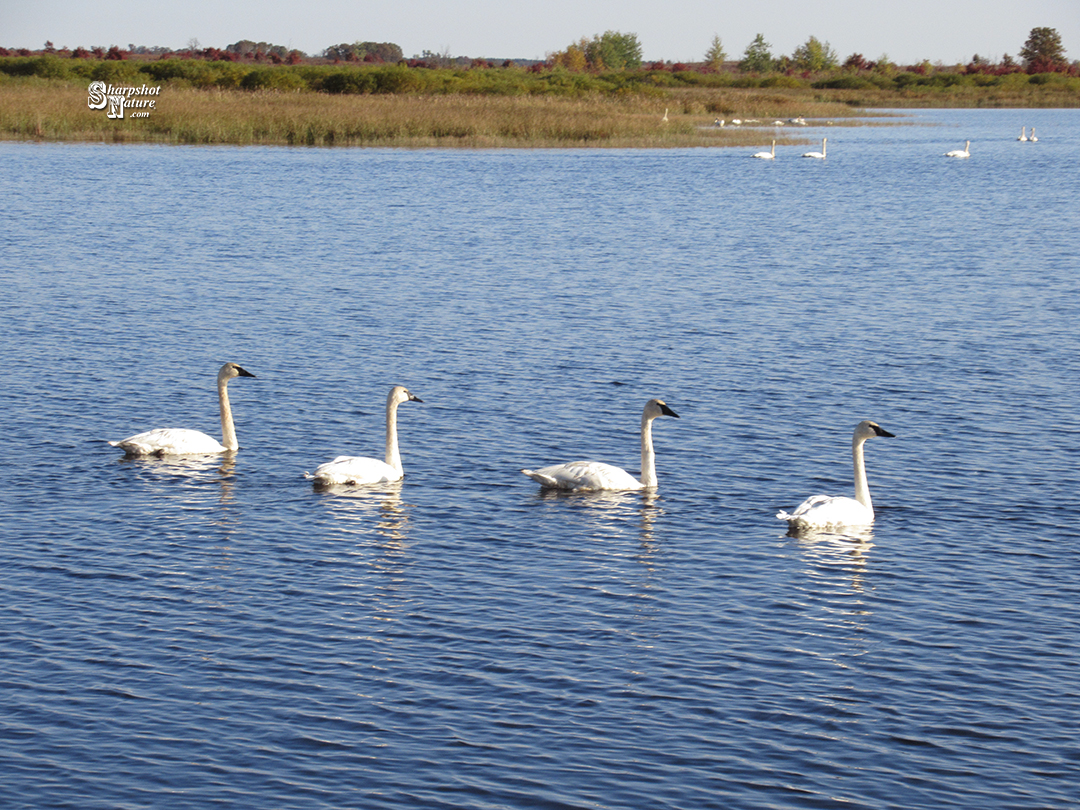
306,386,422,485
752,140,776,160
1018,126,1028,142
1029,127,1038,142
945,140,971,158
110,362,256,456
521,399,679,491
802,137,827,159
777,420,895,529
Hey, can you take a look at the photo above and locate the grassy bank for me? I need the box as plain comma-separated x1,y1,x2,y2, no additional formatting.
0,81,884,148
2,56,1077,147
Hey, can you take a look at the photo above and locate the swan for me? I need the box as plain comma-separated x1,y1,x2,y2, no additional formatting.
752,141,776,159
1018,126,1028,141
662,108,669,122
945,140,970,158
521,399,679,492
777,420,895,529
802,137,827,158
110,362,256,456
306,386,422,485
1029,127,1038,142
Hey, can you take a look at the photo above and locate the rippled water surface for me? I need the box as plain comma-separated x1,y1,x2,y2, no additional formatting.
3,108,1080,809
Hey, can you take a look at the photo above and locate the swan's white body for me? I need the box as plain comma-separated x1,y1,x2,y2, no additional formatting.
1029,127,1038,142
945,140,971,158
777,420,895,529
307,386,422,485
522,399,679,492
802,138,827,158
752,141,776,159
110,362,256,456
1018,127,1028,142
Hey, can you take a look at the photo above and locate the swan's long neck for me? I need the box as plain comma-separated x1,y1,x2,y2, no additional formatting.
852,436,872,513
218,376,239,451
385,397,403,474
640,413,658,488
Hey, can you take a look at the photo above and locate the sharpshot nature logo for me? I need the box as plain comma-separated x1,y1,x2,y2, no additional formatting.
87,81,161,119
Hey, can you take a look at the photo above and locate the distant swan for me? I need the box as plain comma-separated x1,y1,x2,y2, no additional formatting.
521,399,679,491
802,137,827,158
662,108,669,122
1029,127,1038,142
1018,127,1028,142
306,386,422,485
945,140,971,158
777,420,895,529
752,141,776,160
110,362,256,456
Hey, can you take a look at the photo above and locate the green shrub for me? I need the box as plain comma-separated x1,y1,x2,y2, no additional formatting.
240,67,307,91
761,75,807,88
90,60,141,83
813,75,874,90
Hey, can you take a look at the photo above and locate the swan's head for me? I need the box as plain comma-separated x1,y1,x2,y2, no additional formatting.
644,399,679,421
854,420,894,442
388,385,423,406
219,362,256,382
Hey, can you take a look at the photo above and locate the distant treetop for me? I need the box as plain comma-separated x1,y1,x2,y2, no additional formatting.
1020,27,1066,71
323,41,404,63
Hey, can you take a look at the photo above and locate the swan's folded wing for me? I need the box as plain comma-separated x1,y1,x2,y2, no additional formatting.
523,461,642,491
110,428,225,456
309,455,401,485
779,495,872,527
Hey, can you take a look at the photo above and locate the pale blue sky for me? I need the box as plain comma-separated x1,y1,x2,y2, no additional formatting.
4,0,1077,65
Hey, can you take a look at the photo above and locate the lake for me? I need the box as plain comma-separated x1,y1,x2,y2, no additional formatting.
2,107,1079,809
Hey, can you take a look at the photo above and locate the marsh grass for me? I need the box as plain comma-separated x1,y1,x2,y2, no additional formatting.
0,80,890,148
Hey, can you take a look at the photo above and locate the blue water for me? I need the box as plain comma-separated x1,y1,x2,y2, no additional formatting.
2,108,1079,809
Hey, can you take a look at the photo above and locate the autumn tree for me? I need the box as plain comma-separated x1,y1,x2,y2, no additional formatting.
1020,27,1066,72
704,35,727,71
551,31,641,71
549,39,589,71
791,36,838,72
586,31,642,70
739,34,774,72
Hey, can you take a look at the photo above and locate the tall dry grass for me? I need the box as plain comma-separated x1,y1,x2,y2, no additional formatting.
0,81,882,148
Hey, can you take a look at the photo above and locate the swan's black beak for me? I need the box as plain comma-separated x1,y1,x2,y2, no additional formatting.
236,366,256,378
874,425,894,438
660,403,680,419
409,393,423,403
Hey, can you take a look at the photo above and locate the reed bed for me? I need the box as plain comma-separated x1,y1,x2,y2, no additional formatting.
0,80,885,148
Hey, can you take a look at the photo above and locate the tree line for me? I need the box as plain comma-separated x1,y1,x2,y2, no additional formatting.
0,27,1071,77
548,27,1073,75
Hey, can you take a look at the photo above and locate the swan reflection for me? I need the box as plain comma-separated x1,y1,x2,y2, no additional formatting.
315,480,412,543
789,524,874,598
532,486,666,549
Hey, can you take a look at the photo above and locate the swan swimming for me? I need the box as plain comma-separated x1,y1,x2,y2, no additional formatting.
802,137,827,158
521,399,679,491
945,140,971,158
752,141,776,160
777,420,895,530
306,386,422,485
1029,127,1038,142
1018,127,1028,142
110,362,256,457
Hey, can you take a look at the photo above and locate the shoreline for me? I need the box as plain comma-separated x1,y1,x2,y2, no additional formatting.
2,65,1076,148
